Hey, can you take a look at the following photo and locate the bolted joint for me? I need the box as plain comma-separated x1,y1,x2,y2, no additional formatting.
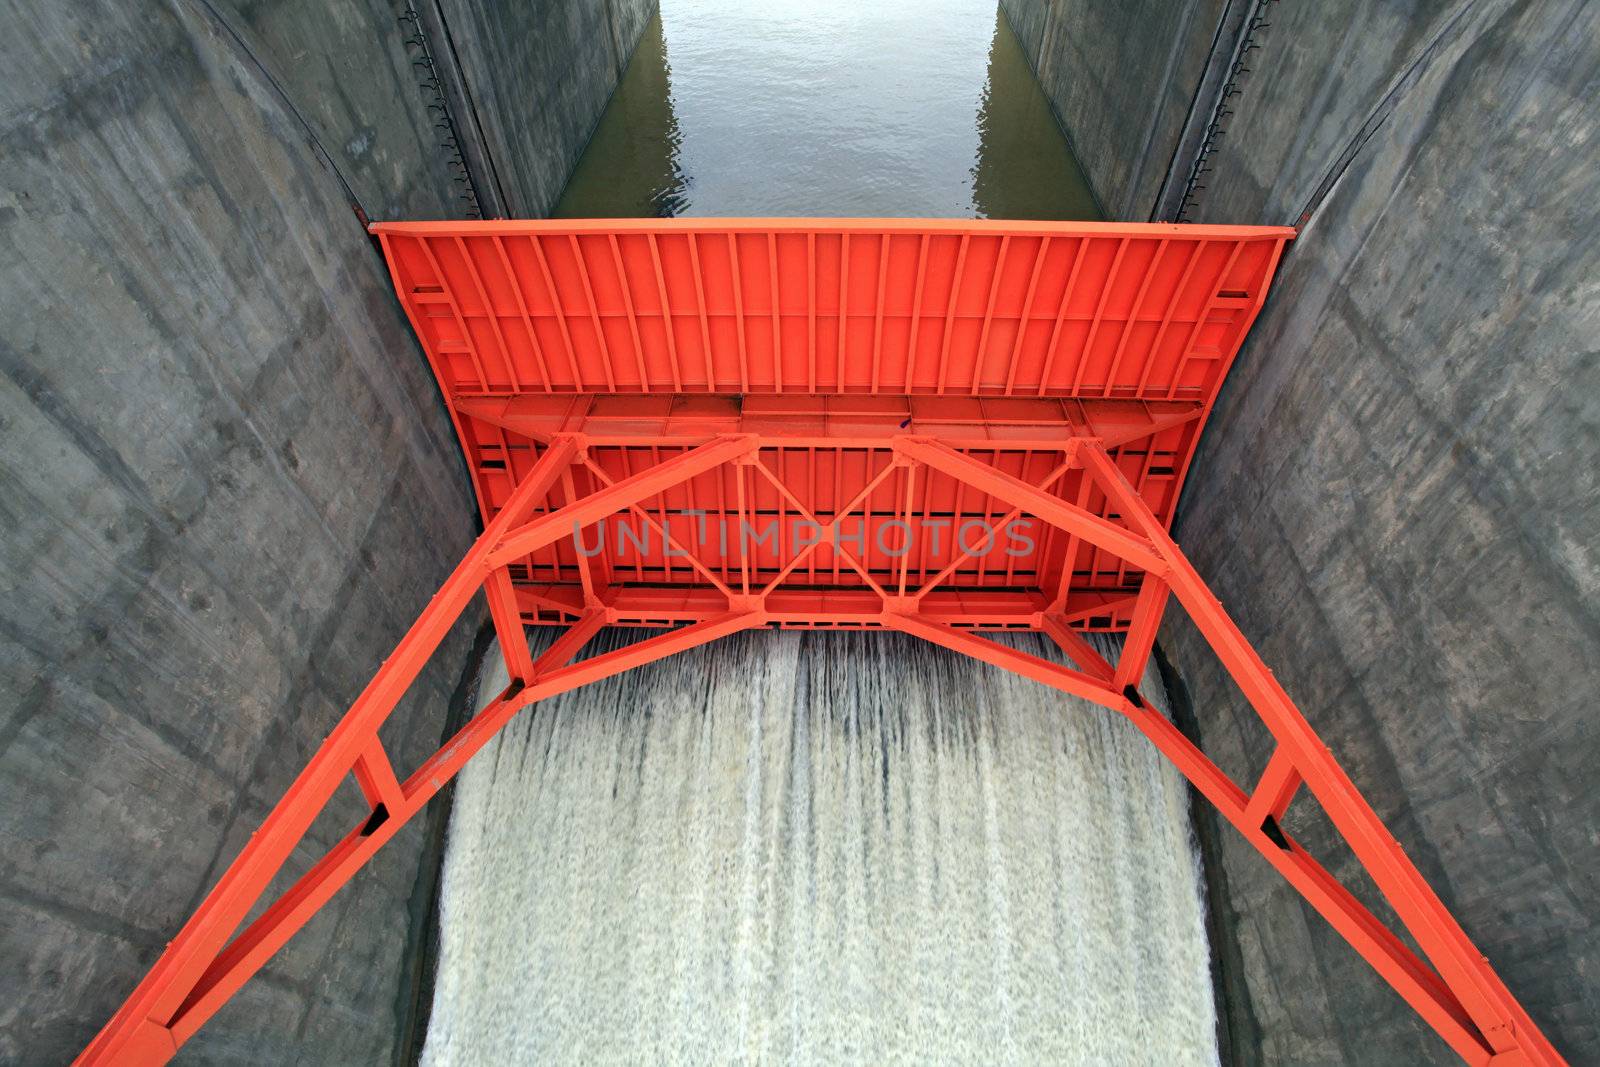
1065,436,1105,464
725,593,765,614
548,431,589,466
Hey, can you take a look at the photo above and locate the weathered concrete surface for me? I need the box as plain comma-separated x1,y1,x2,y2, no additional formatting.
999,0,1224,219
1176,0,1481,228
0,0,648,1060
445,0,657,217
208,0,468,220
200,0,662,222
1142,1,1600,1062
1011,0,1599,1058
0,1,484,1060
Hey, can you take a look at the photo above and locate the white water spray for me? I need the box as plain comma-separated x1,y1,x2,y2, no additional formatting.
423,629,1217,1064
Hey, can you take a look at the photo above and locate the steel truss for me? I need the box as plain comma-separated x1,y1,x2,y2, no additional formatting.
80,433,1562,1066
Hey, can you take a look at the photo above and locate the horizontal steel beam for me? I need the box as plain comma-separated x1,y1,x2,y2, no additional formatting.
507,584,1140,631
454,392,1205,451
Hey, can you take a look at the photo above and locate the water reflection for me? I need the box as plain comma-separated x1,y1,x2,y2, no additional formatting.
970,9,1099,220
554,15,687,218
553,1,1099,219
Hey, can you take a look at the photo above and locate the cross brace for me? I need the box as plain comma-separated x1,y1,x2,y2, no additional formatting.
77,434,1563,1067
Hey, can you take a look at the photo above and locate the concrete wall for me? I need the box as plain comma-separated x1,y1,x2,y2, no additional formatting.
1020,0,1599,1061
446,0,657,217
999,0,1225,219
0,0,652,1062
212,0,469,220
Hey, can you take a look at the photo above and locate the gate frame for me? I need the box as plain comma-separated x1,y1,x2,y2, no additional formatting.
77,432,1563,1067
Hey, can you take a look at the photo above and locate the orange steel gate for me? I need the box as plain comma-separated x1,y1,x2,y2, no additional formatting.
80,219,1563,1065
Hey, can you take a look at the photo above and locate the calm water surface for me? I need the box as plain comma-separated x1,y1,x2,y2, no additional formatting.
554,0,1100,219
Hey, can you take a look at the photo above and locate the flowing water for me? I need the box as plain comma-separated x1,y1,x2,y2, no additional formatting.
423,633,1216,1065
426,2,1216,1061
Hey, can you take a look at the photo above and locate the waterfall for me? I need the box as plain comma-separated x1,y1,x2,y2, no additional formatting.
422,628,1217,1064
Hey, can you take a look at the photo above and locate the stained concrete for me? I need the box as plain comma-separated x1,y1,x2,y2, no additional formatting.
445,0,658,218
999,0,1225,219
1013,0,1600,1061
0,0,653,1062
209,0,470,220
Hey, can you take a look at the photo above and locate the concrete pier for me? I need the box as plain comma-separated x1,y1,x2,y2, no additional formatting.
0,1,653,1060
1004,0,1600,1060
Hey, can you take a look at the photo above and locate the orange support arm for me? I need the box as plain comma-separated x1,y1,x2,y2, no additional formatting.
1068,442,1561,1066
76,435,758,1066
79,432,1563,1067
